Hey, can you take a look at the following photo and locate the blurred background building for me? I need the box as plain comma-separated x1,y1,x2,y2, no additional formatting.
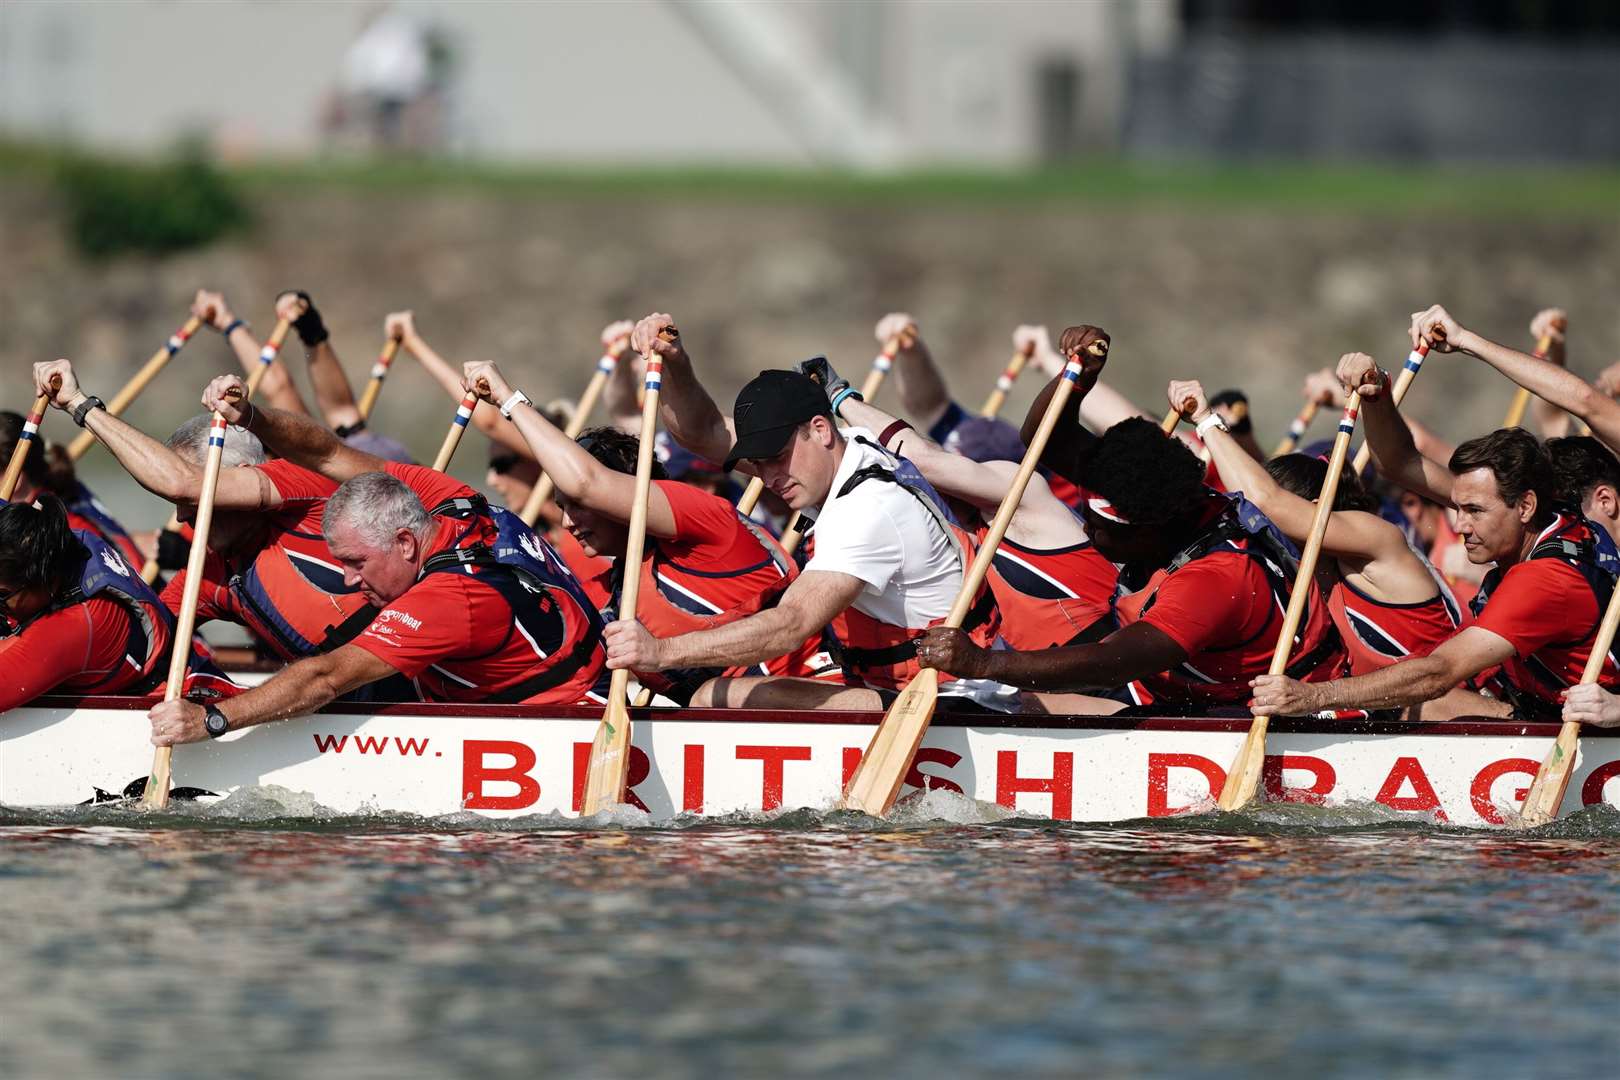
5,0,1615,168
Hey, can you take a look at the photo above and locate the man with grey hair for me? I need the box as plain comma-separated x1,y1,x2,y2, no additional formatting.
145,374,607,747
32,359,375,662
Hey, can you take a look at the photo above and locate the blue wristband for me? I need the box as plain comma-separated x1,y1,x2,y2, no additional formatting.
830,385,862,415
220,318,247,338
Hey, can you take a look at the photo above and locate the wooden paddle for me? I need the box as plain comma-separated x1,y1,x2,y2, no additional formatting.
518,341,626,526
1271,400,1321,458
431,389,479,473
2,382,55,502
1517,584,1620,826
67,316,204,461
777,511,807,557
243,318,292,399
139,512,182,586
1502,320,1564,429
1218,390,1364,811
580,330,674,814
980,342,1036,419
1351,342,1429,475
144,392,239,809
1160,407,1182,435
859,333,907,403
841,341,1108,815
355,337,402,422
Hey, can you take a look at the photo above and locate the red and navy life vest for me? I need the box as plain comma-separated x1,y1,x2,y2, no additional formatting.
1328,573,1460,677
1468,512,1620,716
418,496,607,703
604,508,802,702
986,530,1118,649
62,480,143,567
816,448,1002,690
223,518,376,660
1115,496,1343,705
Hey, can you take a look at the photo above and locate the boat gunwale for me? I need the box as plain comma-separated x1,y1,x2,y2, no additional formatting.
24,695,1617,740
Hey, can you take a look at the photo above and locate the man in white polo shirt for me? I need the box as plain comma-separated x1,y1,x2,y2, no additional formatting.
600,314,1006,710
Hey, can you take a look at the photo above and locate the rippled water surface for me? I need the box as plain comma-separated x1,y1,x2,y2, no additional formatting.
1,792,1616,1079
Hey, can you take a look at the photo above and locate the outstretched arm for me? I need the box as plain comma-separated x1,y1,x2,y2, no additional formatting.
632,313,745,473
1336,351,1455,506
203,375,388,484
917,620,1187,693
1020,325,1112,485
874,312,952,430
390,311,527,456
276,291,361,432
191,289,310,417
463,361,679,538
34,360,285,510
596,320,642,436
1250,625,1513,714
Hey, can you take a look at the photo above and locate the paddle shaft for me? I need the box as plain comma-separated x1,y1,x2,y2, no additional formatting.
842,350,1098,815
67,316,204,461
980,345,1035,419
1160,407,1181,435
518,348,621,526
1518,553,1620,825
1351,343,1429,475
432,390,479,473
145,401,236,808
243,318,293,399
581,336,670,813
355,338,402,421
859,334,906,402
1218,392,1363,811
1,389,53,502
1272,400,1321,458
1502,332,1558,429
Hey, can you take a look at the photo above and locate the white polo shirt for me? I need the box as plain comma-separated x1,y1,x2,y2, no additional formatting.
801,429,961,627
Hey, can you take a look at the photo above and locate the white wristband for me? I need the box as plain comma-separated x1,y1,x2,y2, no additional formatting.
1195,413,1228,439
498,389,531,420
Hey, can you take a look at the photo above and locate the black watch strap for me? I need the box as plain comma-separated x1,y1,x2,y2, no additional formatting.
203,704,230,739
71,395,106,428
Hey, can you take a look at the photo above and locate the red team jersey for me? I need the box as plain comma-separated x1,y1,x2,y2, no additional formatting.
1327,576,1460,677
348,465,606,705
0,597,160,709
159,460,373,660
984,533,1118,649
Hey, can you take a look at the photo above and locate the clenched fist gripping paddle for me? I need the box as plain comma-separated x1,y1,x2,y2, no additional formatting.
841,340,1107,815
1351,342,1428,475
1218,390,1364,811
145,390,240,809
581,330,675,813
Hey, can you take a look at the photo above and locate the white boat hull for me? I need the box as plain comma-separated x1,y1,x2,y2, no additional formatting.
5,698,1619,826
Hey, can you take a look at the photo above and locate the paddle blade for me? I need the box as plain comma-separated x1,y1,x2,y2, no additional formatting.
143,746,174,809
841,668,941,816
1517,720,1581,828
1217,716,1268,810
580,694,632,815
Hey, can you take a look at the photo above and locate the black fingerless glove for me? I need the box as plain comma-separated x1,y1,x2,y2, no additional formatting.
157,528,192,571
285,290,329,347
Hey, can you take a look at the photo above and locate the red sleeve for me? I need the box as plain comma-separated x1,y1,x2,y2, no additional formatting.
1136,555,1271,657
655,480,769,569
1473,560,1599,657
348,575,481,678
158,552,230,622
0,600,122,709
386,462,475,511
256,459,338,504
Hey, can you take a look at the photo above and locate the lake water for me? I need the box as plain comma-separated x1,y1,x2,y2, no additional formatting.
1,792,1615,1079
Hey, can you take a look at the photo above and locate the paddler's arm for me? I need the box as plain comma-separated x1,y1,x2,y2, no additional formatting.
147,644,397,746
915,621,1187,692
389,311,528,456
191,288,311,418
464,360,681,538
1020,325,1111,486
276,290,363,433
1249,627,1515,714
32,359,286,511
1337,350,1455,506
602,570,863,673
631,313,746,475
202,374,388,484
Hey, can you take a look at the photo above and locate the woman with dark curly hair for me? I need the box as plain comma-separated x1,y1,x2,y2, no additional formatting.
1170,377,1462,679
0,495,175,710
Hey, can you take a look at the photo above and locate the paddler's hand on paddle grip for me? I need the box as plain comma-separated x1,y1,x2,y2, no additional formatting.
201,374,250,425
1335,352,1388,400
794,355,854,411
630,313,686,364
1165,379,1211,424
462,361,512,406
384,310,418,347
33,359,82,410
1303,368,1345,408
1015,325,1063,377
1248,674,1321,718
873,313,919,353
1529,308,1568,358
1058,325,1110,390
600,320,634,353
1409,305,1465,354
148,699,208,747
1561,683,1620,728
914,626,992,680
603,618,665,673
191,289,232,332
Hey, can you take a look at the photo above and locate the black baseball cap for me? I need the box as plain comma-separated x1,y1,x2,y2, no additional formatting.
722,369,834,471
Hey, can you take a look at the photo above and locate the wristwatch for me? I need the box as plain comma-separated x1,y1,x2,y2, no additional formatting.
203,704,230,739
71,395,106,428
